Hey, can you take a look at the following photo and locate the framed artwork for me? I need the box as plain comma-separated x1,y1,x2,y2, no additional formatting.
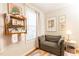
7,3,22,15
47,17,57,31
59,15,66,36
59,15,66,31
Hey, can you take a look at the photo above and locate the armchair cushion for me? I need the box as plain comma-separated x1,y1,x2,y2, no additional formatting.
46,35,61,42
41,41,60,49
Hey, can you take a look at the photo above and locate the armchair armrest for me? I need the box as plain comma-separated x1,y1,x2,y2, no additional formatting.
59,39,64,46
58,37,64,46
38,35,46,44
60,39,64,56
58,37,64,56
38,35,45,48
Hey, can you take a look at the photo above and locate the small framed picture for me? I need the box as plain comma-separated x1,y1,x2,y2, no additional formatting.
59,15,66,31
59,15,66,23
47,17,57,31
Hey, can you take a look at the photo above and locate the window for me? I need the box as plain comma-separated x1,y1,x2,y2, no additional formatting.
26,8,36,40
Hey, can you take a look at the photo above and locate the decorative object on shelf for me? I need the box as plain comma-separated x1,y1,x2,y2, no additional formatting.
47,17,57,31
11,6,20,15
7,3,22,15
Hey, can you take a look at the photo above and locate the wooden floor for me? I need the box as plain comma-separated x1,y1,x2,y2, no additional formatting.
27,49,79,56
27,49,56,56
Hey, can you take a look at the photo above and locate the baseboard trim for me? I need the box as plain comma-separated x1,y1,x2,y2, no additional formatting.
23,47,37,56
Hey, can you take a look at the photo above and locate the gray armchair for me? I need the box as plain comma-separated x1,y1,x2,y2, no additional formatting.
38,35,64,56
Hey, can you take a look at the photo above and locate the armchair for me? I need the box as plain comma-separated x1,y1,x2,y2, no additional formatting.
38,35,64,56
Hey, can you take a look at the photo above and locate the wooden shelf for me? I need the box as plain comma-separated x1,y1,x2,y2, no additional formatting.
10,14,25,20
8,25,24,28
4,14,27,35
9,32,26,34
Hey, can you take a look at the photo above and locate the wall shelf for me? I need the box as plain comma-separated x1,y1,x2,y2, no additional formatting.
4,14,26,35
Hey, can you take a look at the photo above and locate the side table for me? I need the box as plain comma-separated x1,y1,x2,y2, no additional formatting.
65,40,76,54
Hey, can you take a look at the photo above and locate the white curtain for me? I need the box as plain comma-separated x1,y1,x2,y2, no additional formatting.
25,8,36,40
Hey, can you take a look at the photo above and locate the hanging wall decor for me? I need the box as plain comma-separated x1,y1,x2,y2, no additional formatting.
47,17,57,31
59,15,66,37
59,15,66,31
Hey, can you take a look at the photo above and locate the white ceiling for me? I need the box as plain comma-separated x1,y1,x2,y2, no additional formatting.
30,3,68,13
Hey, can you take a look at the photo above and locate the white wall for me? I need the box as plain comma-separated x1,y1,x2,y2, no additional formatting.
46,4,79,48
0,3,7,52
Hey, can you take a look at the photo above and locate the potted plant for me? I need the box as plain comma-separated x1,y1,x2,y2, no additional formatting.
11,7,20,15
